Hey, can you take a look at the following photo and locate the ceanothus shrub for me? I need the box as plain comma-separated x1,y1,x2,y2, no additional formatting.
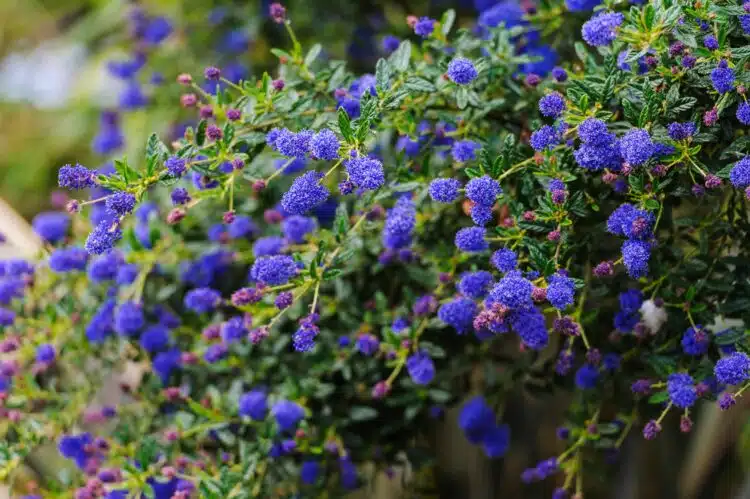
6,0,750,497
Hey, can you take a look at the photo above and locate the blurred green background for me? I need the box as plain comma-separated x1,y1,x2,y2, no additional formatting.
0,0,478,220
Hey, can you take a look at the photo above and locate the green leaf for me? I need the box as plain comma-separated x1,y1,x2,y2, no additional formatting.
441,9,456,35
114,158,140,183
304,44,322,67
643,4,656,29
428,389,452,403
270,48,292,61
349,406,378,421
644,198,660,211
714,328,746,345
145,133,169,176
337,108,354,143
389,40,411,72
456,87,469,109
375,58,392,92
404,76,436,93
334,203,349,237
648,391,669,404
196,119,208,146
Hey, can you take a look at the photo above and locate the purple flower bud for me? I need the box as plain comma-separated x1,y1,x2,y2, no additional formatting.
226,109,241,121
642,420,661,440
204,66,221,80
269,2,286,23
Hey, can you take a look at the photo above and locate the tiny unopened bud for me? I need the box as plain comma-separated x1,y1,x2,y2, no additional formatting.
167,208,186,224
177,73,192,85
66,200,80,214
180,93,197,107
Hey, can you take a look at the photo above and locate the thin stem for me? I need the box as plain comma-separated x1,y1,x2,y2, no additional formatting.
265,158,295,183
322,159,344,179
310,280,322,313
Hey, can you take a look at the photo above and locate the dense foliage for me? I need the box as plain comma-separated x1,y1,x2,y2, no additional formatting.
5,0,750,497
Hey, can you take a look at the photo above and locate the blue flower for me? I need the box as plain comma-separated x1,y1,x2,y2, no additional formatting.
478,1,525,28
382,35,400,53
142,16,172,45
730,157,750,187
118,82,148,109
471,204,494,226
85,221,123,255
741,14,750,35
406,351,435,385
487,272,533,309
228,216,258,240
140,325,170,353
455,227,488,253
272,400,305,431
0,307,15,326
281,171,330,215
621,239,651,278
250,255,298,285
429,178,462,203
466,176,501,207
491,248,517,272
581,12,624,47
482,424,510,458
36,344,56,363
452,140,481,162
152,348,181,384
575,364,599,389
438,298,478,334
414,17,436,37
681,325,709,356
86,299,116,343
511,306,549,350
253,236,286,257
667,122,697,140
282,216,317,244
382,197,416,251
447,58,478,85
165,156,187,177
345,156,385,191
711,61,735,94
58,164,96,190
704,34,719,50
546,272,576,310
619,128,654,166
667,373,696,408
714,352,750,385
239,390,268,420
310,129,340,161
530,125,560,151
737,102,750,125
49,247,89,273
356,333,380,355
565,0,602,11
183,287,221,313
539,92,566,118
87,251,123,282
114,301,144,336
458,396,495,444
300,460,321,485
32,212,70,243
552,67,568,82
458,271,494,299
58,433,92,468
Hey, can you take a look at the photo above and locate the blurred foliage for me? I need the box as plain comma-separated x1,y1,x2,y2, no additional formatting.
0,0,481,219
